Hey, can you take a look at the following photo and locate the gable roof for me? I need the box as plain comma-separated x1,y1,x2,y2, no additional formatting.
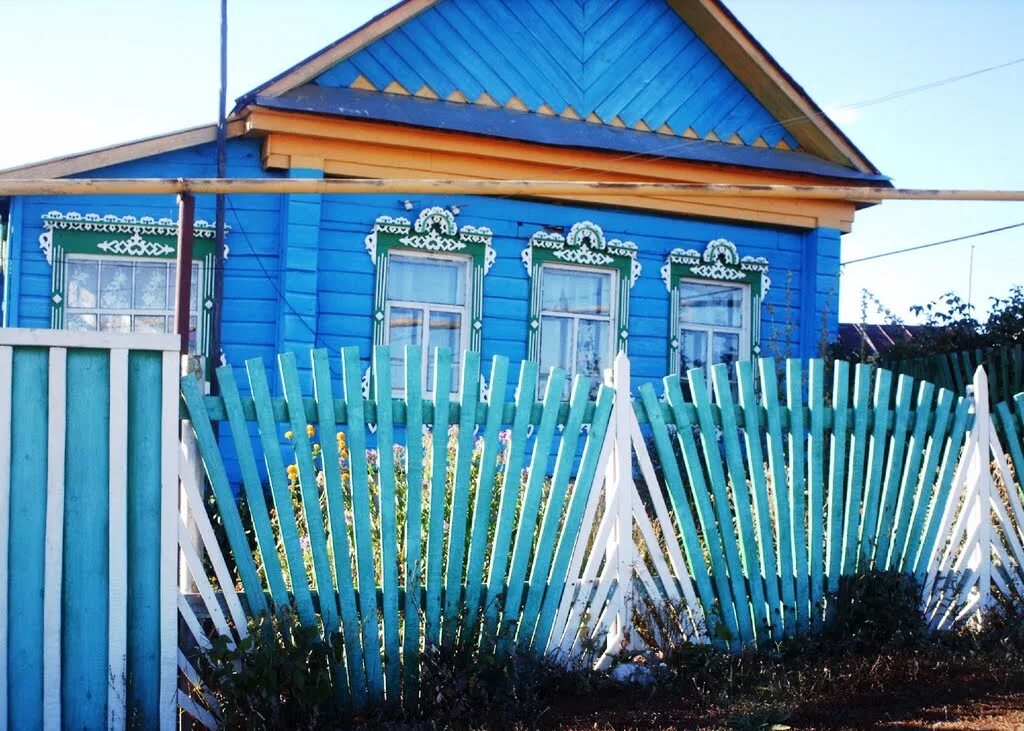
238,0,880,174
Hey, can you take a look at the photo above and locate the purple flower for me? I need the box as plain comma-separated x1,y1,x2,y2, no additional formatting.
299,534,311,551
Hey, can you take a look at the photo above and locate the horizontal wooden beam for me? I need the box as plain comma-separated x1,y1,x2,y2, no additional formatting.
1,177,1022,201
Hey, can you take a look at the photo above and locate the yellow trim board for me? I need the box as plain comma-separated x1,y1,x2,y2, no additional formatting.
249,109,864,231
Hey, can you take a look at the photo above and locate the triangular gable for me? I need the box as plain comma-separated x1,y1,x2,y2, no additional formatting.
243,0,877,172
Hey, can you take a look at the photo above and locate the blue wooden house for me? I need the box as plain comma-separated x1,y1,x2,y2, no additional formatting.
0,0,887,393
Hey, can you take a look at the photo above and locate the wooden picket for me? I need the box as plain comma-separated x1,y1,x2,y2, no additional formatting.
175,345,1024,720
886,343,1024,407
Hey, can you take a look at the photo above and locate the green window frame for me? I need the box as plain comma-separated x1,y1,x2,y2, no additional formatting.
39,211,224,357
522,221,640,386
365,206,495,390
662,237,770,379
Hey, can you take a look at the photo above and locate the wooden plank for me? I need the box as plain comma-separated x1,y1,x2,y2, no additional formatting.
533,384,615,652
339,346,385,701
401,346,424,700
0,328,178,352
785,360,809,635
900,389,954,573
807,359,826,631
214,365,289,609
859,367,893,565
461,355,512,634
179,376,268,616
842,365,872,576
502,367,568,651
518,375,592,649
689,367,754,644
107,349,129,731
758,359,796,637
886,381,936,570
913,397,972,579
424,347,453,648
663,375,739,644
872,373,915,567
371,346,402,701
6,347,48,730
0,346,11,730
158,351,178,731
711,363,768,642
176,449,249,636
825,361,850,600
278,352,340,630
243,358,316,624
443,352,482,641
42,347,66,731
736,360,782,640
483,360,538,646
310,349,365,707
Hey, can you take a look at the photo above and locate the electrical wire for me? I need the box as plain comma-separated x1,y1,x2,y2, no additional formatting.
840,221,1024,266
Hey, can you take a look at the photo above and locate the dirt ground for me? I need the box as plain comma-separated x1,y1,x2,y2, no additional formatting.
541,677,1024,730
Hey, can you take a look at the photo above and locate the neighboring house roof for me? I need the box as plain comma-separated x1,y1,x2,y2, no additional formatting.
837,323,938,358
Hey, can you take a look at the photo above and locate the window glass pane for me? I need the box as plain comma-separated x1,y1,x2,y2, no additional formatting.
67,260,98,308
388,255,466,305
712,332,741,368
576,319,610,381
134,315,167,333
680,329,708,374
541,267,612,316
99,262,133,309
428,311,462,353
191,263,201,311
679,281,744,328
99,314,131,333
539,315,572,394
389,307,423,348
66,313,97,331
134,263,167,309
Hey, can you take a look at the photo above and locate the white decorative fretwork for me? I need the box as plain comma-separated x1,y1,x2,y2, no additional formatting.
96,233,175,258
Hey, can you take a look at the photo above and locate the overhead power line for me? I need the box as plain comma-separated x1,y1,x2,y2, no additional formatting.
841,221,1024,266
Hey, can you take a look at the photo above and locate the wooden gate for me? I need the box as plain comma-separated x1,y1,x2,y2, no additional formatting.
0,328,179,731
177,346,1024,722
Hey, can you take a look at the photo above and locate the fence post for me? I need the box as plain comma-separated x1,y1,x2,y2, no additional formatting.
601,352,637,662
970,366,995,612
179,354,205,592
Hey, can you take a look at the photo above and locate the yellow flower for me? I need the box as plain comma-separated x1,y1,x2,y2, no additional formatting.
342,470,351,482
284,430,294,440
306,424,316,438
312,443,321,455
336,431,346,444
287,464,299,481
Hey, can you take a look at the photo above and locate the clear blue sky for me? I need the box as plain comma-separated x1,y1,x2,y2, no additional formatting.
2,0,1020,324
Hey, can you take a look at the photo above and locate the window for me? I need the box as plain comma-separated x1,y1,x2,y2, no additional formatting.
664,238,770,388
39,211,222,365
385,252,469,391
64,256,202,346
538,265,615,394
365,206,495,394
523,221,640,396
677,279,749,386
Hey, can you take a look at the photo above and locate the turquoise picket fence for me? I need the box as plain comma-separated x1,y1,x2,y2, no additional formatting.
0,328,180,731
176,345,1024,720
